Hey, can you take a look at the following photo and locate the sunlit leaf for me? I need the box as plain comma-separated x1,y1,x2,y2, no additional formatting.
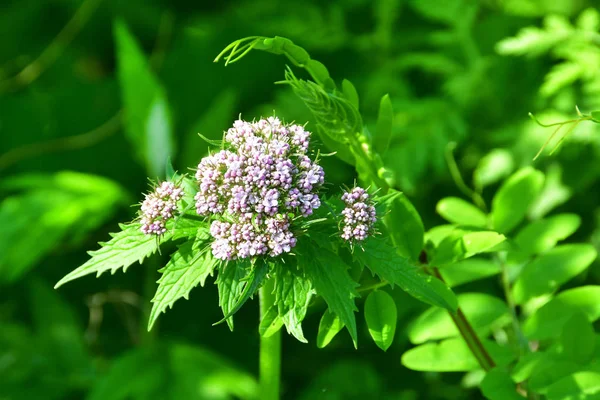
436,197,487,227
364,290,397,351
317,310,345,349
513,244,597,304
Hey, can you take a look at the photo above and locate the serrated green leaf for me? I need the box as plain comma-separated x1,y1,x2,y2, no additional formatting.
408,293,509,344
481,368,525,400
438,258,502,287
374,94,393,155
515,214,580,256
259,305,284,338
401,338,515,372
115,20,174,177
524,286,600,340
216,261,249,331
273,264,313,343
513,244,597,304
300,243,359,347
546,371,600,400
473,149,514,189
559,312,596,364
148,236,217,330
377,189,424,261
491,167,545,233
355,237,457,312
317,310,345,348
436,197,487,227
216,260,269,326
364,291,397,351
55,223,167,288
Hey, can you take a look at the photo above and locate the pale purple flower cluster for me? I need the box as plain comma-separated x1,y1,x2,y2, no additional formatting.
341,186,377,243
140,181,183,235
195,117,324,260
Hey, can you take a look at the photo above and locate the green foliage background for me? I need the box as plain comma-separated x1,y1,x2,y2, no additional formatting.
2,0,600,398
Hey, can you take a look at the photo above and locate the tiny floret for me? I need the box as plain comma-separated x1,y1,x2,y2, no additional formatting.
195,117,324,260
340,186,377,243
140,181,183,235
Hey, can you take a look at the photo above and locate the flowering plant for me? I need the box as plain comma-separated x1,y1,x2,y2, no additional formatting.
54,35,599,400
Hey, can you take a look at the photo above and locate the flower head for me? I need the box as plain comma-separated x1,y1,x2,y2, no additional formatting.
140,181,183,235
340,186,377,243
195,117,324,260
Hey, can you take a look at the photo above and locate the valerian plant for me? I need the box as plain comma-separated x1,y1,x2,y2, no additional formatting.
56,35,600,400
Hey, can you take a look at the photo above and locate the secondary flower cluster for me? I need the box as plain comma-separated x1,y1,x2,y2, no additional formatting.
140,181,183,235
341,186,377,243
195,117,324,260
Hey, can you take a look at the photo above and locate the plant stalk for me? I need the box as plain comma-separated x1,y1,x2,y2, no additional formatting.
431,267,495,371
259,281,281,400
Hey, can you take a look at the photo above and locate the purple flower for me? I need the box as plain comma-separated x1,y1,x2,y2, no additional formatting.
195,117,324,260
340,186,377,243
140,181,183,236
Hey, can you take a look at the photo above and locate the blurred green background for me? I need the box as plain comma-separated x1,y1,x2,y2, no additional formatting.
2,0,600,399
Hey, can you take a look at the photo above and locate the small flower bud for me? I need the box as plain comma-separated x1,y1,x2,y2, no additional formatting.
340,186,377,243
140,181,183,236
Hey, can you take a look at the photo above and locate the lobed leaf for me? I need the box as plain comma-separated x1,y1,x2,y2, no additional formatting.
273,264,313,342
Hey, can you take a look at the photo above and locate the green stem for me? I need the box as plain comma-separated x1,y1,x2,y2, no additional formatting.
431,267,495,371
498,257,529,354
259,281,281,400
140,261,158,346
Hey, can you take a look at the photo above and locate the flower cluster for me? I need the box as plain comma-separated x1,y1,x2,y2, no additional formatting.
341,186,377,243
140,181,183,235
195,117,324,260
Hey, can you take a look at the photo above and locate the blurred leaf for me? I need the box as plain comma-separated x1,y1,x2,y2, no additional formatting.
473,149,515,190
514,213,580,255
436,197,487,227
301,243,359,347
512,244,597,304
317,310,345,349
559,312,595,364
401,338,516,372
545,371,600,400
355,237,458,312
528,359,581,394
496,16,572,57
528,164,572,220
377,189,424,261
491,167,544,233
408,293,509,344
481,368,525,400
180,88,238,168
115,20,174,177
298,360,382,400
524,286,600,340
341,79,359,110
438,258,502,287
0,171,125,284
432,228,506,265
373,94,393,155
149,235,217,330
364,290,397,351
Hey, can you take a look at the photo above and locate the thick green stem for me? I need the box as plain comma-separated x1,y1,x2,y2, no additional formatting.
259,282,281,400
431,267,495,371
